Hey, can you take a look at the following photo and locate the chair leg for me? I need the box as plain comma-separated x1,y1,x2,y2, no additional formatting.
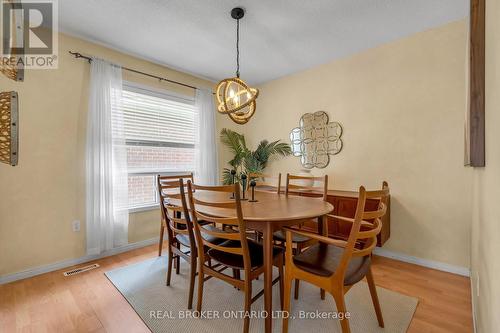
293,281,298,299
366,267,384,327
243,281,252,333
166,247,173,286
282,262,293,333
232,269,241,290
278,255,284,309
187,256,196,310
158,225,165,256
320,288,326,300
294,244,302,300
175,243,181,275
232,269,241,280
332,290,351,333
173,243,178,271
196,261,205,312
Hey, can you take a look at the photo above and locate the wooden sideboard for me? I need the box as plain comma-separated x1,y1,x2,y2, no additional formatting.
258,187,391,247
326,190,390,247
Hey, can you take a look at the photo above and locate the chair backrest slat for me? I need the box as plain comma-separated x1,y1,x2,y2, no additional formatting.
356,218,383,239
164,192,183,200
201,226,241,240
285,173,328,200
362,202,387,220
191,183,234,192
288,175,325,181
192,198,237,209
203,240,244,255
196,211,240,226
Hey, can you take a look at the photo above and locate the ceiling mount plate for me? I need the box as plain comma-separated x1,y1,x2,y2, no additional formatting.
231,7,245,20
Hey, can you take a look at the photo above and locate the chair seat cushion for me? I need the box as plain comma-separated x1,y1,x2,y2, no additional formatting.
208,240,283,270
293,243,371,285
273,229,311,243
175,225,224,247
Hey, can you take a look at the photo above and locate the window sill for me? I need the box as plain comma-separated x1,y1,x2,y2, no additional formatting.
129,205,160,214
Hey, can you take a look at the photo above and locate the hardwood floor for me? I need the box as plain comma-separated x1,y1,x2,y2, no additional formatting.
371,256,473,333
0,244,473,332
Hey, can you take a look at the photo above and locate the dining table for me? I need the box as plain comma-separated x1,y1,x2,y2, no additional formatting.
186,189,334,333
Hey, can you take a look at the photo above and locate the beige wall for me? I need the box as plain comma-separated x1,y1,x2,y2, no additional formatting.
0,19,475,278
0,33,223,276
220,20,472,268
471,0,500,331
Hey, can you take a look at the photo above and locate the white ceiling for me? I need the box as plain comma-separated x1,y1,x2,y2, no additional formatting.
59,0,468,85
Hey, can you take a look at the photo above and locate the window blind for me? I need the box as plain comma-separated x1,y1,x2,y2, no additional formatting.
117,88,196,146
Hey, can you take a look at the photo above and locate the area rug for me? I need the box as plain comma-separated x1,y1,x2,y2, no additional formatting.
105,256,418,332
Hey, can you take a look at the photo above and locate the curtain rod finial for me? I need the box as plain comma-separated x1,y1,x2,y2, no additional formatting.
69,51,92,63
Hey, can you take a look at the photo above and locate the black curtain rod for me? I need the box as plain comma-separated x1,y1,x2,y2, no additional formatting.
69,51,213,93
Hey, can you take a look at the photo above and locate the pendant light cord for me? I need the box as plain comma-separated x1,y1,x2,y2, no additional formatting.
236,18,240,78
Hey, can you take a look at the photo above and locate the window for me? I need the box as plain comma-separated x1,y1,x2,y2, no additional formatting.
114,83,196,210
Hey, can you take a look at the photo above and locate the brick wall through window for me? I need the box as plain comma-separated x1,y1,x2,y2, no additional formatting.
126,146,195,207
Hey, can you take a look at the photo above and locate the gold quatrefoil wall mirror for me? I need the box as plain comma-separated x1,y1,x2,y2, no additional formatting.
0,91,19,166
290,111,343,169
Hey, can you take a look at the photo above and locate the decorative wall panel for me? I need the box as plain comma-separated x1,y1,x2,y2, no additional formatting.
0,91,19,166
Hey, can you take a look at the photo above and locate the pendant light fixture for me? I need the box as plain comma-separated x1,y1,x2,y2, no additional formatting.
216,7,259,125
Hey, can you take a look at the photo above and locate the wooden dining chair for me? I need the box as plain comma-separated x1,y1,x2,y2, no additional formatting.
157,173,194,257
157,176,223,309
247,172,282,193
282,182,390,333
186,181,284,333
273,173,329,299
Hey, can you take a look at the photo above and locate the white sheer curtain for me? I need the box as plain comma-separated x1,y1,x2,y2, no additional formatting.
195,88,219,185
86,58,129,255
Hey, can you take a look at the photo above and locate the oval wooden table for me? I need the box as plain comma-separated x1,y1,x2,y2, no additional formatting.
185,190,334,333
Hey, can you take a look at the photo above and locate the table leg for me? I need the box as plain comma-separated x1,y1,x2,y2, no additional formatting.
263,222,273,333
319,215,327,300
319,215,328,236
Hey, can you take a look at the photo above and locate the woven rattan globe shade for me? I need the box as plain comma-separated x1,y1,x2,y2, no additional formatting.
216,77,259,124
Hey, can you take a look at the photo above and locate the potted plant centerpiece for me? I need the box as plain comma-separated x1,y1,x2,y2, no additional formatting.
220,128,292,185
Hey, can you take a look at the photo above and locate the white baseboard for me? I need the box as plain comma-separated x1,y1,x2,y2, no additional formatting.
1,239,471,284
470,273,478,333
0,237,159,285
374,247,470,277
